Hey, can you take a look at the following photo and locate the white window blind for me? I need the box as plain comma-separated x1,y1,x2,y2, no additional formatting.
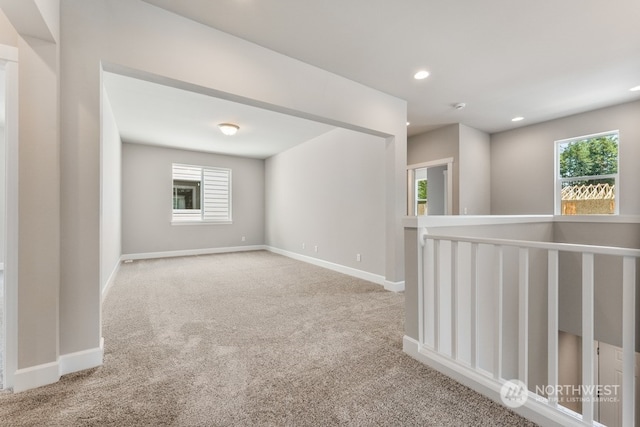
173,164,201,181
203,168,231,222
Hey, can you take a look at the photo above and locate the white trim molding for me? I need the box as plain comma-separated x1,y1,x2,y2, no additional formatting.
384,280,405,292
121,245,267,261
266,246,389,288
403,336,597,427
13,362,60,393
12,340,105,393
59,339,104,376
102,258,122,301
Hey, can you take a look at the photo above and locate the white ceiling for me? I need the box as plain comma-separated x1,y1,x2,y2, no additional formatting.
103,72,336,159
141,0,640,136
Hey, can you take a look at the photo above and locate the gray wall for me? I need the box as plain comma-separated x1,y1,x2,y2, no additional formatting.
100,90,121,292
265,128,386,276
122,143,265,255
408,124,459,214
459,124,490,215
0,124,4,266
408,123,491,216
491,100,640,215
426,165,446,215
0,8,17,47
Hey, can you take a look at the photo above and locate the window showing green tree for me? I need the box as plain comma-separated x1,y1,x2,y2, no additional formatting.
559,133,618,185
556,131,619,215
416,179,427,215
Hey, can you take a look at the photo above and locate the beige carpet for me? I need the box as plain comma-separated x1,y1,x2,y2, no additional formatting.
0,251,536,426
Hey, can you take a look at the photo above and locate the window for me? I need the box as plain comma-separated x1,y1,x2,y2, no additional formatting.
172,163,232,223
555,131,619,215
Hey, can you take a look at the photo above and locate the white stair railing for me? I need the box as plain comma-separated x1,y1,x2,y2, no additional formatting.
418,228,638,426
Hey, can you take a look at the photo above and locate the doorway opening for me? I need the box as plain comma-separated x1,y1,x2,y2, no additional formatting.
407,158,453,216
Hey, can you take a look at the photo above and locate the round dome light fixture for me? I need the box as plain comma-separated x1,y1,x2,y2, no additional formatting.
414,70,430,80
218,123,239,136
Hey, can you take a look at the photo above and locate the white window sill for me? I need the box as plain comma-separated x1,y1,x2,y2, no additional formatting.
171,221,233,226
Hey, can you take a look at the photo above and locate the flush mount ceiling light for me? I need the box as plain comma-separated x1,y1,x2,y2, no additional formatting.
630,85,640,92
511,116,524,122
218,123,239,136
414,70,430,80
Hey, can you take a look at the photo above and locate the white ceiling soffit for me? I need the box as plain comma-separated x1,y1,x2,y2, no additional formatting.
102,71,336,159
142,0,640,135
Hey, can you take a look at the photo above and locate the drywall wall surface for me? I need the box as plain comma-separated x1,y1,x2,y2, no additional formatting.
459,124,490,215
100,90,121,292
265,128,386,276
122,143,265,255
554,221,640,351
17,34,60,368
0,8,17,47
426,165,446,215
408,124,460,214
0,125,4,265
491,100,640,215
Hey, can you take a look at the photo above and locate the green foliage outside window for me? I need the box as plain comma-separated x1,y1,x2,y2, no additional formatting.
559,134,618,185
417,180,427,200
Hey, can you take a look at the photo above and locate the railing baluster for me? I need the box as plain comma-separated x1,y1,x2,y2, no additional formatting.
494,245,503,380
414,228,640,425
547,249,559,408
424,237,434,348
418,232,426,348
581,252,595,424
470,242,479,369
622,256,636,427
451,241,458,360
519,247,529,385
433,239,440,352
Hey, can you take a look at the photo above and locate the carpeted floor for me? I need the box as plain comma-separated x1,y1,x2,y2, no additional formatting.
0,251,536,426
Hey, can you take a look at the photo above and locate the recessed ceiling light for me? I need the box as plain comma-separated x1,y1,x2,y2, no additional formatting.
406,121,410,126
414,70,430,80
630,85,640,92
511,116,524,122
218,123,239,136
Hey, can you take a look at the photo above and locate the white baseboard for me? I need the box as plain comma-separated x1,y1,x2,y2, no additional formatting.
265,246,388,287
13,361,60,393
102,260,122,301
59,338,104,376
402,336,587,427
12,340,104,393
122,245,267,261
384,280,405,292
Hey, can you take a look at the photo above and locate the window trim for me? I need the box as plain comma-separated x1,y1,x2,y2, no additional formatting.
554,130,619,215
171,163,232,224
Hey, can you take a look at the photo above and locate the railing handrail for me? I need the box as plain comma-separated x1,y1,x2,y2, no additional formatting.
422,231,640,258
